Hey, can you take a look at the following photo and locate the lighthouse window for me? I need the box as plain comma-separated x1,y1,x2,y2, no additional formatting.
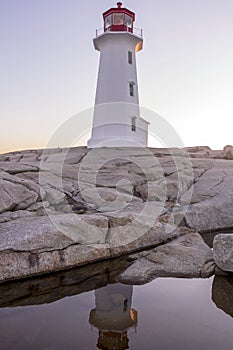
129,82,135,96
128,51,133,64
113,13,124,25
131,117,136,132
125,14,133,29
105,15,112,29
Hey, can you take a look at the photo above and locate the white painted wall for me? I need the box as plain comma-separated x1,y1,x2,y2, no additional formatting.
87,32,149,148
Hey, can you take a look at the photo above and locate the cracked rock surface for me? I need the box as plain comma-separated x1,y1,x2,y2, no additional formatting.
0,145,233,282
117,231,215,284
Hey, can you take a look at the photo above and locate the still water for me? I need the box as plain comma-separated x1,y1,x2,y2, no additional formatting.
0,274,233,350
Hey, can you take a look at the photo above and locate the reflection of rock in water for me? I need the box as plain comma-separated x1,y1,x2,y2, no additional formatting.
212,276,233,317
0,257,130,307
89,284,137,350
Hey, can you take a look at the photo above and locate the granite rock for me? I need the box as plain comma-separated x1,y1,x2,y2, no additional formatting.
118,232,215,284
0,146,232,282
213,234,233,272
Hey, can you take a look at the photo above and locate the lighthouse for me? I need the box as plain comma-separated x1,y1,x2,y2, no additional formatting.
87,2,149,148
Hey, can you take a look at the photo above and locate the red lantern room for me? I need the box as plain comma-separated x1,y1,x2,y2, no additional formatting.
103,2,135,33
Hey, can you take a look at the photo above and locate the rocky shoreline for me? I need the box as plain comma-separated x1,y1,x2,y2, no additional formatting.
0,252,232,320
0,145,233,283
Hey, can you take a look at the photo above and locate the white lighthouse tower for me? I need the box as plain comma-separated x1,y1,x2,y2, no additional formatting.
87,2,149,148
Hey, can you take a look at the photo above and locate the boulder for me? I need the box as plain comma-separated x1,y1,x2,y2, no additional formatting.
213,234,233,272
184,199,233,233
182,160,233,232
223,145,233,160
0,178,38,213
118,232,215,284
116,259,158,285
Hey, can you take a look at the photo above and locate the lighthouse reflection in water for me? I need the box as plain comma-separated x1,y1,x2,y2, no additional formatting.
89,284,138,350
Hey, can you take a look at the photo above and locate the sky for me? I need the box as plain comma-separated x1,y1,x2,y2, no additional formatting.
1,0,233,153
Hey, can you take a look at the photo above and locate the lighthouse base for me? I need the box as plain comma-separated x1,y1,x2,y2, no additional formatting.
87,137,147,148
87,104,149,148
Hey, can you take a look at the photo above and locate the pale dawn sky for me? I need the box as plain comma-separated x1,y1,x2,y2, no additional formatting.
1,0,233,153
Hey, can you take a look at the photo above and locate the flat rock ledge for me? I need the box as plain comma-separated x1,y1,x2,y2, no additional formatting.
1,145,233,283
0,214,186,282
